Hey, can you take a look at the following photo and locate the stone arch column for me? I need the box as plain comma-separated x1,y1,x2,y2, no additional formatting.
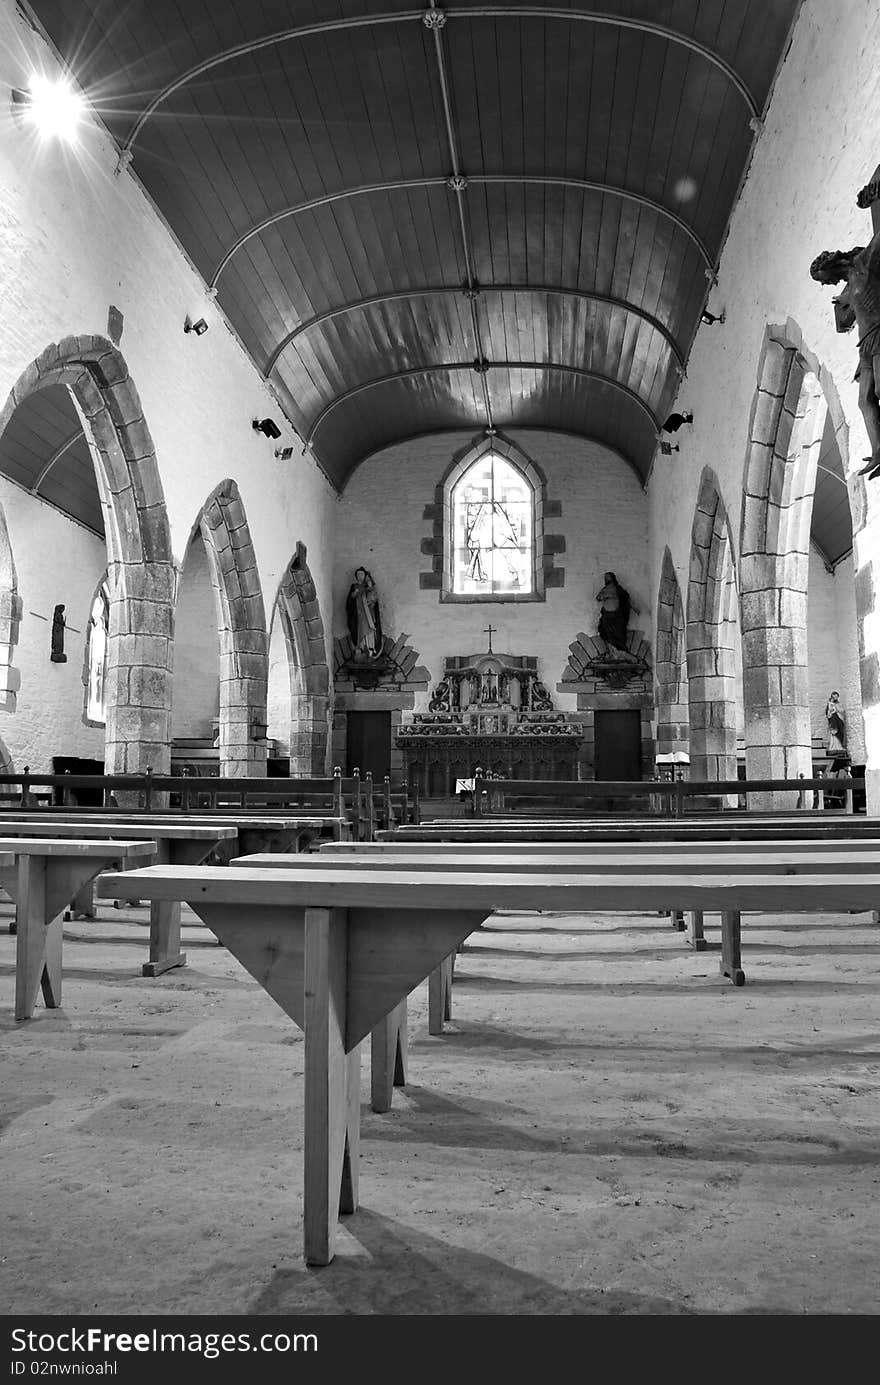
0,505,22,713
270,542,331,775
686,468,739,784
654,547,688,756
196,481,268,775
0,337,174,773
739,328,839,801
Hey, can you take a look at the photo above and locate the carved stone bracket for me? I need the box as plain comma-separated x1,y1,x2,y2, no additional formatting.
333,631,429,692
561,629,652,691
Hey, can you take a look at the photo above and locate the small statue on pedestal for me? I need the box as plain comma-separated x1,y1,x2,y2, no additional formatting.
50,604,67,663
810,176,880,478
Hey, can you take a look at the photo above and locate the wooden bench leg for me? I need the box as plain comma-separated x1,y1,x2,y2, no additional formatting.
143,900,187,977
720,909,745,986
64,879,97,921
15,856,62,1021
143,841,186,976
428,953,454,1034
369,997,408,1113
304,906,360,1267
687,910,707,951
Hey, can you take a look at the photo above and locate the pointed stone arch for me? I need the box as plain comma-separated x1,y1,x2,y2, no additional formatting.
686,468,739,783
0,505,22,713
268,542,331,775
0,336,174,772
654,547,688,757
739,323,853,801
194,480,268,775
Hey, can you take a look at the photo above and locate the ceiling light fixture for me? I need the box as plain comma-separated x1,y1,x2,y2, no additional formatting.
183,315,208,335
12,74,85,143
252,417,282,439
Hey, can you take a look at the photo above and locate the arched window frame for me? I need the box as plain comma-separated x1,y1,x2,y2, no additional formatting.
440,438,547,603
83,575,111,727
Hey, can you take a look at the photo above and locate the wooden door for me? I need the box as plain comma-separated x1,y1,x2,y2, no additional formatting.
594,710,642,781
346,711,392,781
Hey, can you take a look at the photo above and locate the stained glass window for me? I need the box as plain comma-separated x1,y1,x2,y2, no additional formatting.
451,452,533,595
85,580,110,723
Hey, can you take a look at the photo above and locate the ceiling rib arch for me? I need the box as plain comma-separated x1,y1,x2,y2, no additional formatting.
264,285,686,378
119,5,760,159
305,362,661,448
209,174,714,288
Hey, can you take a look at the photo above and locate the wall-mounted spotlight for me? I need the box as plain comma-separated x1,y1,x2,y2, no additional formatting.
274,446,294,461
183,315,208,335
700,309,726,326
252,417,282,439
11,75,85,143
659,441,680,456
661,411,693,433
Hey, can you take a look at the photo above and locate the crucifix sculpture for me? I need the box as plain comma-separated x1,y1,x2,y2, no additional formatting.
484,623,496,654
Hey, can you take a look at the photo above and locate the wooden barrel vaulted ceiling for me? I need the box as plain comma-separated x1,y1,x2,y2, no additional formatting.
23,0,802,491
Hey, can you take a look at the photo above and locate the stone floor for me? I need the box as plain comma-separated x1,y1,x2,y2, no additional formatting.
1,895,879,1316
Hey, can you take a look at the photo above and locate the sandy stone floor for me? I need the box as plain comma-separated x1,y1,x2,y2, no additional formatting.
1,894,879,1317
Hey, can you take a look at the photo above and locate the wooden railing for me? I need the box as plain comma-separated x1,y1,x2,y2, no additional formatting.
0,766,419,839
471,772,858,818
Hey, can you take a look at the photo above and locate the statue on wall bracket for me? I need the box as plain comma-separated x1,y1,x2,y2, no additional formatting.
583,571,649,688
810,170,880,479
339,565,394,687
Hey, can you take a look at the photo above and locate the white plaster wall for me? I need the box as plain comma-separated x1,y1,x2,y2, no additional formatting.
335,430,650,706
0,0,338,761
170,535,218,740
807,548,865,762
0,481,105,770
646,0,880,793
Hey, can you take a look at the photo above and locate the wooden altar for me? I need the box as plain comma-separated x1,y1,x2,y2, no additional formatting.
396,651,583,797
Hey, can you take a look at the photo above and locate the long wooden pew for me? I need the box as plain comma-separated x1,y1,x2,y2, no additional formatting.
469,774,858,816
3,838,157,1020
241,843,880,1002
0,820,238,975
380,816,880,842
94,861,880,1266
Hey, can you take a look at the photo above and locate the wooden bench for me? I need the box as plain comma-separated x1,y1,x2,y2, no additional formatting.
380,815,880,842
0,766,418,842
3,838,157,1021
253,842,880,1016
469,774,858,817
95,860,880,1265
0,820,238,975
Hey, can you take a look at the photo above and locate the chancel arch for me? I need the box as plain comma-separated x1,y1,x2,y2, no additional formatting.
267,543,331,776
654,548,688,759
686,469,740,785
0,337,174,773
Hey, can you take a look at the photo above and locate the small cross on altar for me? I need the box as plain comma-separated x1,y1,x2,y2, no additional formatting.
484,623,496,654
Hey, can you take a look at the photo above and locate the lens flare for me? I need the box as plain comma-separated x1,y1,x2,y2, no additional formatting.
25,74,85,143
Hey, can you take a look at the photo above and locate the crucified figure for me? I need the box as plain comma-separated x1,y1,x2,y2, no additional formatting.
810,177,880,478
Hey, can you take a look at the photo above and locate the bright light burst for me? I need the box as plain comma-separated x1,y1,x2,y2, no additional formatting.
24,74,85,143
